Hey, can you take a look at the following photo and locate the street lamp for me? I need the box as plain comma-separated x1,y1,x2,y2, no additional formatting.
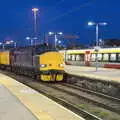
26,37,37,46
58,40,62,44
99,38,104,46
0,42,4,50
88,21,107,71
26,37,33,46
48,32,54,36
88,21,107,46
32,8,39,44
10,40,17,48
5,40,17,48
48,32,63,49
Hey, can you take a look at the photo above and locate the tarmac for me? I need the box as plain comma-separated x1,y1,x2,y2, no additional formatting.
0,72,84,120
65,65,120,84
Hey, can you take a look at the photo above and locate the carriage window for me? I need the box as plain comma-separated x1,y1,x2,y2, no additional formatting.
98,54,102,61
91,54,96,61
76,55,80,61
67,55,72,61
118,54,120,61
103,54,109,61
72,55,76,61
79,54,84,61
110,54,116,61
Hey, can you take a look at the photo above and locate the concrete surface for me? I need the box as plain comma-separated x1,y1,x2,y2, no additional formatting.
0,72,84,120
65,65,120,83
0,84,37,120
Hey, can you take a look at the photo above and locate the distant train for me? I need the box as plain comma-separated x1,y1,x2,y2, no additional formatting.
60,47,120,69
0,44,65,82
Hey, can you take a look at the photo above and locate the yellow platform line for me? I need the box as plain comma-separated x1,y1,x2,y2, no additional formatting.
0,74,54,120
0,73,83,120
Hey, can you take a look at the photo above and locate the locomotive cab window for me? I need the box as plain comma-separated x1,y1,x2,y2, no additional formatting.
35,44,50,55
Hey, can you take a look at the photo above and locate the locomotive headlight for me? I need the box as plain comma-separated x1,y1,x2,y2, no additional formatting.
59,64,64,67
40,64,47,68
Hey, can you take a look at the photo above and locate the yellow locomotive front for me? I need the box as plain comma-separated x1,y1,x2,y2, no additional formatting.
36,51,65,81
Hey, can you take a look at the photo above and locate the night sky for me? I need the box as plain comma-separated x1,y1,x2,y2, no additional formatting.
0,0,120,46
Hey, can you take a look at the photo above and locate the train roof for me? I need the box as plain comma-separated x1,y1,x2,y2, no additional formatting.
64,47,120,54
0,44,58,54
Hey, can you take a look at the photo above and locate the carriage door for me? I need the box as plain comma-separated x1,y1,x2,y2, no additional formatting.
84,51,91,66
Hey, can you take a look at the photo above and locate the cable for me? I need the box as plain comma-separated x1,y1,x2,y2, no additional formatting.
53,0,65,8
47,0,96,23
44,0,65,13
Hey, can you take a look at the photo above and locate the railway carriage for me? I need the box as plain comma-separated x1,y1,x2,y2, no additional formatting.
0,51,10,70
60,47,120,69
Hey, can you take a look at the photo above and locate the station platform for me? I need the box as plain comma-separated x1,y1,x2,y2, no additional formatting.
65,65,120,84
0,73,84,120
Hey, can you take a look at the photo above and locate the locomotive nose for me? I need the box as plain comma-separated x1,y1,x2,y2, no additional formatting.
36,52,65,81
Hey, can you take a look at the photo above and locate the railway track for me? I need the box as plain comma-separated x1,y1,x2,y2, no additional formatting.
67,74,120,99
50,83,120,114
1,70,120,120
63,83,120,102
27,83,103,120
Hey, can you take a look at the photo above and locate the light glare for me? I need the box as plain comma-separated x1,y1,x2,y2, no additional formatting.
58,32,63,35
99,22,107,26
10,40,14,43
32,8,39,12
26,37,30,40
88,22,95,26
49,32,54,35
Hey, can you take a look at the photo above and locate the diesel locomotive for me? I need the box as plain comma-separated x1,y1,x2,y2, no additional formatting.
0,44,65,81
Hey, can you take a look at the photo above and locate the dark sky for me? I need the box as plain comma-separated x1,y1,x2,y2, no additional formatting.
0,0,120,45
